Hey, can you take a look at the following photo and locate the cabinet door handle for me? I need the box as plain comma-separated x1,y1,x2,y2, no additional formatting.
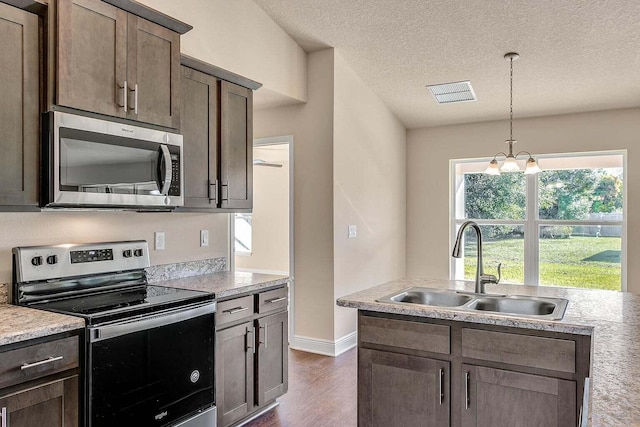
465,371,470,409
20,355,63,371
223,306,249,315
266,297,286,304
246,328,255,354
1,406,6,427
221,182,229,202
208,180,218,204
259,323,268,348
439,368,445,405
129,83,138,114
118,81,128,113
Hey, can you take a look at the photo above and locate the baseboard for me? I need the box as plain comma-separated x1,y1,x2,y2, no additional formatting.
290,331,357,357
235,267,289,276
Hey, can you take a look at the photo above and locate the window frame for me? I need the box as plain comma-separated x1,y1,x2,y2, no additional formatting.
449,150,627,291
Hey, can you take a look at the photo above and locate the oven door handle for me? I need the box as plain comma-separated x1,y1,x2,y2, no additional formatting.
157,144,172,196
89,301,215,343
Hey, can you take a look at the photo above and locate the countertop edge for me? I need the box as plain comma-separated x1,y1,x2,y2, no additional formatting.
336,298,594,336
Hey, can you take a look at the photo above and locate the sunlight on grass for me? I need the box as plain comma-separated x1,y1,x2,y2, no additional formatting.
464,236,621,291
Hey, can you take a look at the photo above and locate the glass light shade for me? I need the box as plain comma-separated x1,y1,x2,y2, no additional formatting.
484,159,501,175
500,156,520,172
524,157,542,175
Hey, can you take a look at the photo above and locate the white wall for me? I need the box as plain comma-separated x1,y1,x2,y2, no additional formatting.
0,212,229,283
254,49,336,342
235,145,290,274
332,51,406,340
406,108,640,293
255,49,407,350
138,0,307,107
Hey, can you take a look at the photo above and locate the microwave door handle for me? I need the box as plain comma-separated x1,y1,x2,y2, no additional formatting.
157,145,172,195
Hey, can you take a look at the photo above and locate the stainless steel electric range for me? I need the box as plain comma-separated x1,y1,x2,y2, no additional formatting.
11,241,216,427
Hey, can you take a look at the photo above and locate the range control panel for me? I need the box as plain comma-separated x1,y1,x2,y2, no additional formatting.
70,248,114,264
14,241,150,283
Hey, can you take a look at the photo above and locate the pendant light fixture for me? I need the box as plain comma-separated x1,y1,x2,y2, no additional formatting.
485,52,541,175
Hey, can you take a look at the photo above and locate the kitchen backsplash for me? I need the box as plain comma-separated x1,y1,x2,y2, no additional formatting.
146,257,227,283
0,283,6,304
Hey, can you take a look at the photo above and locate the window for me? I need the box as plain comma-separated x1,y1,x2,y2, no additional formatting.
451,152,625,291
234,213,252,255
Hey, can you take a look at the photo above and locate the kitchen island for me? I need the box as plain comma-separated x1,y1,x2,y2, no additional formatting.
338,278,640,427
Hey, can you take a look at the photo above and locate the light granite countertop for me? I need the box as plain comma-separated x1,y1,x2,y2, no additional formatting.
150,271,289,299
337,278,640,427
0,271,288,349
0,304,85,346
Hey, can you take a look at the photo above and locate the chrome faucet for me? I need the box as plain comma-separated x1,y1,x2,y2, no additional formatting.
452,220,501,294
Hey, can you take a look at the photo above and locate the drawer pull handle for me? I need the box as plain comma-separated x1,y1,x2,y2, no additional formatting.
465,371,470,409
1,406,6,427
224,306,249,315
20,355,63,371
266,297,287,304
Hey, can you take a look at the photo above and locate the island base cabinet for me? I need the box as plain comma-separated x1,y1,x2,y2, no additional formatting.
0,375,78,427
359,348,450,427
461,365,576,427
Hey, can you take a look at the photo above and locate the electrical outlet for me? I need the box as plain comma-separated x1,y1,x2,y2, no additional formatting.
200,230,209,247
348,225,357,238
155,231,165,250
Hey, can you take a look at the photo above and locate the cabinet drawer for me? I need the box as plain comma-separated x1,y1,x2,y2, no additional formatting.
257,287,288,314
0,336,80,390
461,328,576,373
216,295,254,327
359,315,450,355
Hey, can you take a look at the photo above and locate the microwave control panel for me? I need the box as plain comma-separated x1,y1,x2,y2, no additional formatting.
169,153,180,196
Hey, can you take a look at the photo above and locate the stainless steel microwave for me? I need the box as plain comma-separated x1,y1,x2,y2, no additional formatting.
42,111,183,209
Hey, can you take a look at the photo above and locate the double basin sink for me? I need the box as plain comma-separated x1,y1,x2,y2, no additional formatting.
376,287,568,320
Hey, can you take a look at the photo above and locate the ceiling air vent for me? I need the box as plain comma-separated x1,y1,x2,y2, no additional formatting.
426,80,477,104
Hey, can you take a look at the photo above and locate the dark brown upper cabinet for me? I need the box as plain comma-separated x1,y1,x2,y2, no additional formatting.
55,0,182,129
0,2,40,209
180,57,261,212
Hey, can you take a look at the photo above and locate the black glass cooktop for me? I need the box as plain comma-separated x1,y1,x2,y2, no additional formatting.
29,284,211,325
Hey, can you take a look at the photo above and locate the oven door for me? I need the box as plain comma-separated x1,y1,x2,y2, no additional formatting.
87,301,215,427
44,111,183,208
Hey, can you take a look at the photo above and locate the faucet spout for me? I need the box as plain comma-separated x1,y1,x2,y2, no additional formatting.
452,220,497,294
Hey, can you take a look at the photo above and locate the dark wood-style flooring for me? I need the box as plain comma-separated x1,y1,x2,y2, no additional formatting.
246,348,357,427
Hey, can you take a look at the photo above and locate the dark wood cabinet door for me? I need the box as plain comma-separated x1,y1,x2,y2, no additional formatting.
0,3,39,207
219,80,252,210
127,14,180,129
461,364,576,427
181,66,219,208
57,0,127,118
0,375,79,427
216,322,254,427
256,311,288,406
359,349,450,427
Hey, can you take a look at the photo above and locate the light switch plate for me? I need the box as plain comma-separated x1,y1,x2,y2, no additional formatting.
200,230,209,247
348,225,357,238
155,231,165,250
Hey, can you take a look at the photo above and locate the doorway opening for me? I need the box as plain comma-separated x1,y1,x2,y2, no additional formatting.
232,135,294,337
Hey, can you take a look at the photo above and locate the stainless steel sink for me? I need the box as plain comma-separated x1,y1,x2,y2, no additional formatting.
467,295,568,319
376,287,568,320
384,288,473,307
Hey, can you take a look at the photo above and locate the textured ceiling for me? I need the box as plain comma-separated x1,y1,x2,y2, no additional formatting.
253,0,640,129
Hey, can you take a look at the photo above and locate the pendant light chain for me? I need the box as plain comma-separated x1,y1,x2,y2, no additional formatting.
509,56,514,142
484,52,541,175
